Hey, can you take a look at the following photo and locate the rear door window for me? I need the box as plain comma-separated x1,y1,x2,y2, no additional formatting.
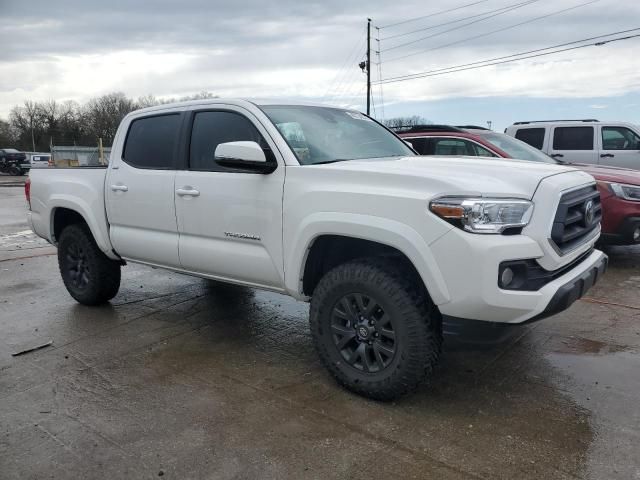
515,128,545,150
123,114,181,169
552,127,594,150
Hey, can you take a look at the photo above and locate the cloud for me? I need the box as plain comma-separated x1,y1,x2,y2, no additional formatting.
1,0,639,117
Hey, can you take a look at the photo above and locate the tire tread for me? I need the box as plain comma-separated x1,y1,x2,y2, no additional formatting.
57,223,121,305
310,257,442,401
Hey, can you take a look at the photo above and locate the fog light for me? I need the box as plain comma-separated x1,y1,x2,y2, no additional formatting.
633,226,640,242
500,267,515,287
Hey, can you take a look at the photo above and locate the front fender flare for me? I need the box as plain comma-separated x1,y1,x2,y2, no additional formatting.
285,212,450,305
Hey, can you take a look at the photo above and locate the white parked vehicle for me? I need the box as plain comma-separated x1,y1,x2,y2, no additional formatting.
29,153,51,168
27,99,607,400
505,120,640,169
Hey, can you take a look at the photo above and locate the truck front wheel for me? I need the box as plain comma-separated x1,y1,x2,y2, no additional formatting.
57,224,121,305
310,258,442,401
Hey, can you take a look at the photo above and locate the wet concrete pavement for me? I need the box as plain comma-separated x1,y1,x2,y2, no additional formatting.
1,185,640,479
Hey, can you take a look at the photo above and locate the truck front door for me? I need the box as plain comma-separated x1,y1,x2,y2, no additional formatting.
598,125,640,168
174,107,286,290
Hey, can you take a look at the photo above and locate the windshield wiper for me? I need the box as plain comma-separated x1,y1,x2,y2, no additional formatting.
311,159,353,165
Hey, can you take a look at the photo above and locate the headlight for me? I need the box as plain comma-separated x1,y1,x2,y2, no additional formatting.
608,182,640,201
430,197,534,234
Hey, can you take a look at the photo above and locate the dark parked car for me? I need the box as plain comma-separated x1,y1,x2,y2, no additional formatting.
0,148,30,175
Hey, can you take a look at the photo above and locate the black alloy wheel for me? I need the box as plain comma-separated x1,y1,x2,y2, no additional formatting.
63,240,91,291
310,257,442,401
330,293,397,373
57,223,121,305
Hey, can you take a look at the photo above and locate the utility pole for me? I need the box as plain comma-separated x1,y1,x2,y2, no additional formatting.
366,18,371,116
358,19,372,115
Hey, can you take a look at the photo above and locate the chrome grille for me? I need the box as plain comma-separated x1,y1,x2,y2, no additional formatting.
551,185,601,254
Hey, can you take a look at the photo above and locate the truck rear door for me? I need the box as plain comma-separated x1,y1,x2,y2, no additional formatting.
105,112,182,267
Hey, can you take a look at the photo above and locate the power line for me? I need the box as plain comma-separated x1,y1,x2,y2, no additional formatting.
384,0,602,63
325,47,366,102
378,0,490,29
377,28,640,84
322,35,366,101
381,0,540,41
382,0,540,51
327,52,368,102
373,32,640,85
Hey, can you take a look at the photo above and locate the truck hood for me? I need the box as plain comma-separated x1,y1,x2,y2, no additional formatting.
569,162,640,186
318,156,588,199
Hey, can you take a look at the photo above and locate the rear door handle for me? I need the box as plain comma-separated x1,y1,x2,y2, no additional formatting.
176,187,200,197
550,153,564,158
600,153,615,158
110,184,128,192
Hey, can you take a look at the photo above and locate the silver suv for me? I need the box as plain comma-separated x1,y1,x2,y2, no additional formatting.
505,120,640,169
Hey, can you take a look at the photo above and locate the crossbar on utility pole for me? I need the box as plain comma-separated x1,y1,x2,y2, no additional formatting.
366,18,371,116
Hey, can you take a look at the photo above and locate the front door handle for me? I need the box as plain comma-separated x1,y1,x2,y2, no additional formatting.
600,153,615,158
110,184,128,192
550,153,564,158
176,187,200,197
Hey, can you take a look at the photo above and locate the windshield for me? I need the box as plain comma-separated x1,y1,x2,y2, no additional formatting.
474,131,556,164
260,105,414,165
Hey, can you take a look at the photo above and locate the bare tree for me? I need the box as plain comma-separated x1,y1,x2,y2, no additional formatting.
179,91,218,101
9,101,46,151
83,92,137,144
0,119,16,147
384,115,431,129
135,95,160,109
3,91,220,150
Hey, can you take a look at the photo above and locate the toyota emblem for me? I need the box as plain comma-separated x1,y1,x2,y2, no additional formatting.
583,200,595,226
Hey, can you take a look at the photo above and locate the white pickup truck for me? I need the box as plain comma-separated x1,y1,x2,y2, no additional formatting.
27,99,608,400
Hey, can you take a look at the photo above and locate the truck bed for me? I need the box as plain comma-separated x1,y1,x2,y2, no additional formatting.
28,166,116,258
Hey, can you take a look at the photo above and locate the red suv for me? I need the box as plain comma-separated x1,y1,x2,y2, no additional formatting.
398,125,640,245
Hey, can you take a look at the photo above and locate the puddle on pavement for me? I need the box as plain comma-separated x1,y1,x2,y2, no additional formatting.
552,336,629,355
546,345,640,479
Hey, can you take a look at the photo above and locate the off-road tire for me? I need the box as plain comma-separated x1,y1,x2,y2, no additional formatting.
310,257,442,401
58,223,121,305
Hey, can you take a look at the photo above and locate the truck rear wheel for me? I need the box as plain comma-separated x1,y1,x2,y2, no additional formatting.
57,224,121,305
310,257,442,401
9,166,20,176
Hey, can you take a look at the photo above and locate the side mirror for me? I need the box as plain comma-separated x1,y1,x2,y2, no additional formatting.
214,141,276,173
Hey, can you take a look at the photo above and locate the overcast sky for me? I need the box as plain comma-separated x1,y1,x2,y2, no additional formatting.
1,0,639,128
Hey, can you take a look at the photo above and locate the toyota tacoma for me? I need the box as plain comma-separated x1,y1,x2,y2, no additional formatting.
27,99,608,400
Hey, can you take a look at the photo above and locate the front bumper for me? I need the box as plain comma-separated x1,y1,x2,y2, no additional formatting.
442,253,607,342
525,252,607,322
430,224,605,324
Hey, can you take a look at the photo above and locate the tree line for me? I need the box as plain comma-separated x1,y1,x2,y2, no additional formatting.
0,91,217,152
0,93,430,152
